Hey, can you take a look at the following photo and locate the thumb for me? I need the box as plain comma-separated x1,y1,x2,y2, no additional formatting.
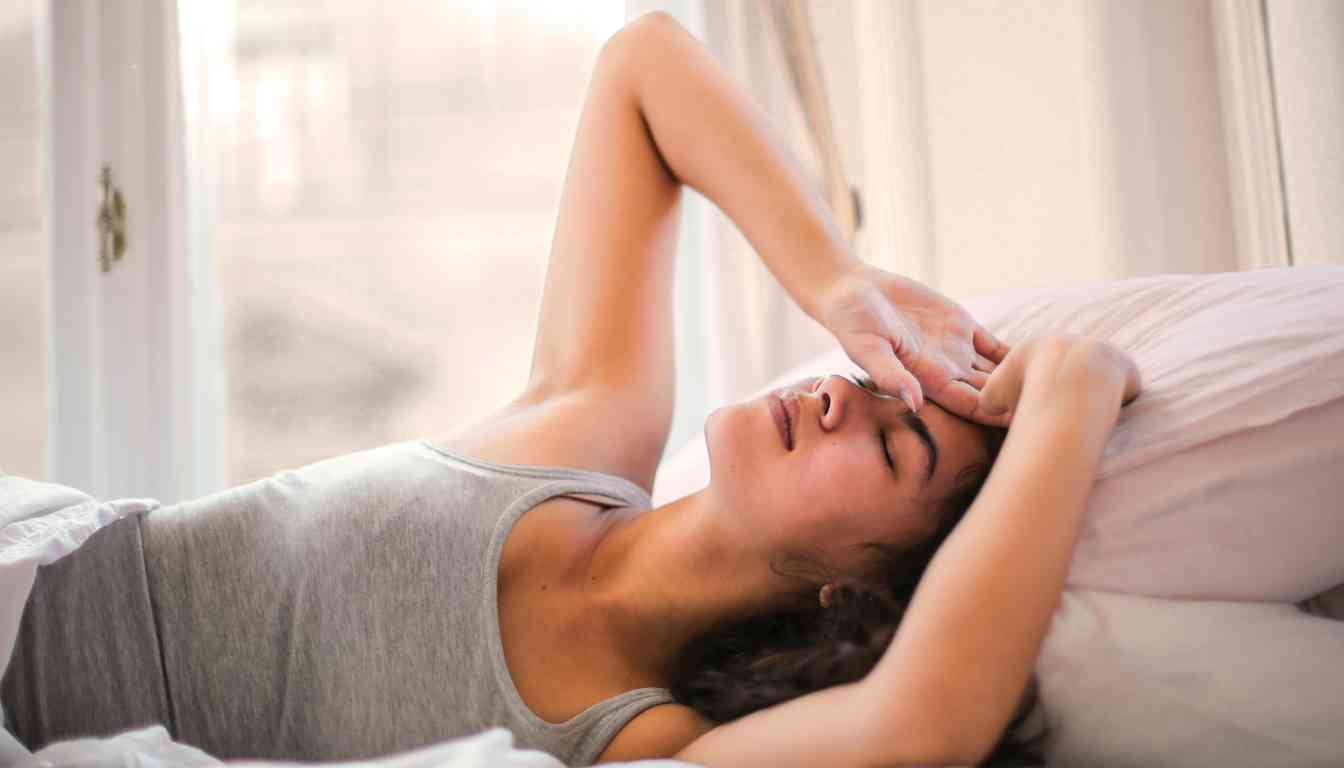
979,346,1030,418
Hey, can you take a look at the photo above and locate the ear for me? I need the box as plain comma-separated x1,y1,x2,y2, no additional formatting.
819,583,836,607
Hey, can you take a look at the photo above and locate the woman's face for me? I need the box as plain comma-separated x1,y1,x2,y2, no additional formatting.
704,373,993,575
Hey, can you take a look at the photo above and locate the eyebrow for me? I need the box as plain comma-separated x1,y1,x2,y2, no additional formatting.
903,411,939,491
852,374,939,491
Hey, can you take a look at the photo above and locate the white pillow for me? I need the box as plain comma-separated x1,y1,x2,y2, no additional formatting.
1032,588,1344,768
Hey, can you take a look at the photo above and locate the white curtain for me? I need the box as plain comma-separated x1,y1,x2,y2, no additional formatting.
691,1,843,414
635,0,845,457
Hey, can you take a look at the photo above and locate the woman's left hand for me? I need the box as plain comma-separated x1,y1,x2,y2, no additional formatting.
816,263,1012,427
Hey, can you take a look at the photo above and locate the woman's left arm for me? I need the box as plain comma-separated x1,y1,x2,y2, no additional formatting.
618,13,1012,422
521,11,871,486
613,13,860,319
522,12,1001,489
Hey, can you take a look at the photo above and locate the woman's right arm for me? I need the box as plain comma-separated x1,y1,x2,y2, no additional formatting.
862,335,1139,764
668,336,1138,768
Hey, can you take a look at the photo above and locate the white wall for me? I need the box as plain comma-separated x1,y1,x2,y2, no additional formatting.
916,0,1238,300
1266,0,1344,267
811,1,1240,302
784,2,1241,303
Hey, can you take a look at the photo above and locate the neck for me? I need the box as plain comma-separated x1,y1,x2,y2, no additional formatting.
580,485,804,686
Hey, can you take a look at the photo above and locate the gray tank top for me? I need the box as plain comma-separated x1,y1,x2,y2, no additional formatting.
139,439,675,765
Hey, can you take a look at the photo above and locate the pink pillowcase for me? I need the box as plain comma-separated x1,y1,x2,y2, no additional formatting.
969,266,1344,602
967,265,1344,482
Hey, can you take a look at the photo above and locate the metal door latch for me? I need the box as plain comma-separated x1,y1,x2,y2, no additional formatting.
97,164,127,273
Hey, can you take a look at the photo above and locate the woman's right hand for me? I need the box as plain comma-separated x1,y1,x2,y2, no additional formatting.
979,334,1141,424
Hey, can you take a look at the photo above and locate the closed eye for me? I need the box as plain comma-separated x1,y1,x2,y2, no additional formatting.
852,373,929,485
879,429,895,472
848,374,899,478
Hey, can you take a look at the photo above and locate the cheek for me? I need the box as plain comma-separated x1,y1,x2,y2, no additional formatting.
761,448,886,541
803,438,882,496
796,448,920,546
706,405,890,543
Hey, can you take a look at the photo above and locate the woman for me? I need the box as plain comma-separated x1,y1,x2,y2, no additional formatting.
1,12,1139,767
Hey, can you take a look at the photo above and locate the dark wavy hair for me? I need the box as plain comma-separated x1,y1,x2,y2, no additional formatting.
665,414,1051,766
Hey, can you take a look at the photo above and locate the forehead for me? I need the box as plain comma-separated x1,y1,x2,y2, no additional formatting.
849,374,989,490
920,403,990,480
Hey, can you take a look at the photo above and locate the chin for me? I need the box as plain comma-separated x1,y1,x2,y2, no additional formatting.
703,407,724,476
702,401,761,486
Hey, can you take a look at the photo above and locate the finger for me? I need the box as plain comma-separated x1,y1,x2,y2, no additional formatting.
979,355,1028,421
871,361,924,412
961,369,991,389
972,354,996,373
973,325,1009,364
848,337,925,411
932,380,1012,428
955,381,1016,428
972,403,1014,429
926,380,981,423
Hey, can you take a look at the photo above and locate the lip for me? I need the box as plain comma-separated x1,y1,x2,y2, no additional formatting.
768,392,793,450
768,390,795,451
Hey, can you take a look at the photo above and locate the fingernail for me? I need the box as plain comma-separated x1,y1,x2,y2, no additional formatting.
900,390,918,412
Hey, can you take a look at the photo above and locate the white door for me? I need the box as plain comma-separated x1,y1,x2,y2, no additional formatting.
42,0,222,502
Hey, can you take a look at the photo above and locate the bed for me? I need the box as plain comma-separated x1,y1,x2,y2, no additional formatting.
4,266,1342,767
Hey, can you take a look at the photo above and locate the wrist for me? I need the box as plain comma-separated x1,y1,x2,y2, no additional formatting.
1063,341,1136,409
801,255,870,323
1022,339,1129,415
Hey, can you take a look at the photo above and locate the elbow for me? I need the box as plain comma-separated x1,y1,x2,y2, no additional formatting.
602,10,692,64
620,10,687,40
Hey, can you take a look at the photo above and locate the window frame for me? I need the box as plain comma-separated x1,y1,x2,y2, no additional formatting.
40,0,715,502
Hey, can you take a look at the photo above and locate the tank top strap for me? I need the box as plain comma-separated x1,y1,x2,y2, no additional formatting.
568,687,680,766
417,441,652,510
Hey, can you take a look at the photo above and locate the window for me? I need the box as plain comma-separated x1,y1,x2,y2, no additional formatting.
206,1,624,483
0,4,48,479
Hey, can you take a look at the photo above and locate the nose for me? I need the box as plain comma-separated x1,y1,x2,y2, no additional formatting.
812,373,871,433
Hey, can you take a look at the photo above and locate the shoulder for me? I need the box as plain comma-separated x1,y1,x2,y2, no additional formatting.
596,703,716,764
427,386,666,498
